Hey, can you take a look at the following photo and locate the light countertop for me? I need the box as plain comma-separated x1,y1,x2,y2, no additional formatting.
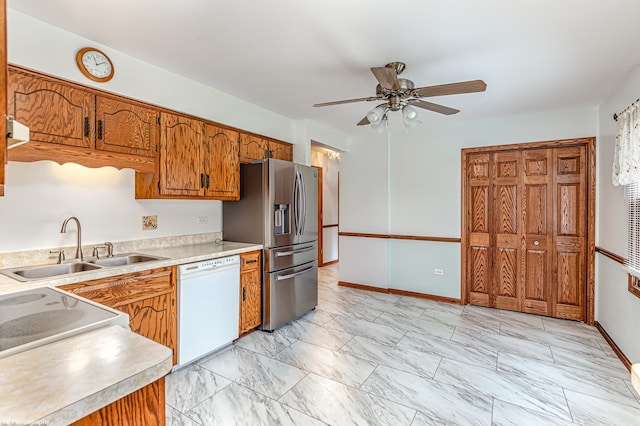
633,364,640,396
0,241,262,295
0,325,173,425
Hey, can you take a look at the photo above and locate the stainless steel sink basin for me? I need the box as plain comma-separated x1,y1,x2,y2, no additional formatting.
0,252,166,282
2,262,102,282
87,253,166,267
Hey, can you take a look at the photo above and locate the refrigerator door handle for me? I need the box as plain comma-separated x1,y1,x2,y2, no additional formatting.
300,170,307,234
276,265,315,281
275,245,315,257
292,171,299,236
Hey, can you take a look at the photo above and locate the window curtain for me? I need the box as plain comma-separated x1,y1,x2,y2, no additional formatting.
613,103,640,186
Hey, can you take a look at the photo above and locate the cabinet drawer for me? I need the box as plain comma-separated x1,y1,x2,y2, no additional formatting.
240,251,261,271
58,267,174,309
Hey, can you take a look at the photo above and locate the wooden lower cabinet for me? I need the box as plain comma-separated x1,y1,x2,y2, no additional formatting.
58,267,177,365
72,377,165,426
463,138,594,323
239,251,261,334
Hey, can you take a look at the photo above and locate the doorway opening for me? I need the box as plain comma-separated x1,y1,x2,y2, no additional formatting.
311,142,341,267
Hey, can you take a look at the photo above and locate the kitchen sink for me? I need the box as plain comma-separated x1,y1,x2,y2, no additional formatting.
2,262,102,282
0,253,166,282
87,253,166,267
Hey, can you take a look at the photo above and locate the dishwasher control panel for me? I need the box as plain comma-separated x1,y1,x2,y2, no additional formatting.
179,255,240,275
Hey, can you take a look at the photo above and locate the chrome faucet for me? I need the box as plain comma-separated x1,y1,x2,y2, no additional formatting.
60,216,83,260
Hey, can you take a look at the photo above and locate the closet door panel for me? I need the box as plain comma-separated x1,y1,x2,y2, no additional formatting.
467,154,492,307
553,146,586,321
522,149,553,316
492,152,520,311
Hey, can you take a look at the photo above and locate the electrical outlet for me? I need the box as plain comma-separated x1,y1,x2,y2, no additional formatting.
197,216,208,225
434,268,444,276
142,215,158,231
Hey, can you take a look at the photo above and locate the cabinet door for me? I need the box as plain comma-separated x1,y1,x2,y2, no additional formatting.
159,112,204,196
240,270,261,334
269,140,293,162
553,146,587,321
95,95,159,157
240,251,261,334
239,133,268,163
8,68,94,148
119,293,176,358
466,153,492,307
204,124,240,200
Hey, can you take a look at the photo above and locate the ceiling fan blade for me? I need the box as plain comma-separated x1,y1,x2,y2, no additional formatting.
409,99,460,115
371,66,400,90
357,116,370,126
313,96,380,107
413,80,487,98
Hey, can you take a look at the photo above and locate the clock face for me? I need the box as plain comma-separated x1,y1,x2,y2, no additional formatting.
82,51,112,78
76,47,114,82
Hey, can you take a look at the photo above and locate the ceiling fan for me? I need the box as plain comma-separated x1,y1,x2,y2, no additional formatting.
313,62,486,128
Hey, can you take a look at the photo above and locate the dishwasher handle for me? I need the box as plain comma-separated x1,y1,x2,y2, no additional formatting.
276,265,315,281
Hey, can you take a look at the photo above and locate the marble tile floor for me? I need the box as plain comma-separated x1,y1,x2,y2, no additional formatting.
165,264,640,425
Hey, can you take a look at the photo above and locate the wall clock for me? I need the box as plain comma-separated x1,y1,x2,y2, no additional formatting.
76,47,114,82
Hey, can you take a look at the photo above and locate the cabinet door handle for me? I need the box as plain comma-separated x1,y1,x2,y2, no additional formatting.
97,120,103,140
200,173,205,188
242,286,246,301
206,174,210,189
84,117,90,137
245,259,258,264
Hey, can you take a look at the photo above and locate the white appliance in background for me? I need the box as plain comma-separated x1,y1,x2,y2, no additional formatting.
176,255,240,368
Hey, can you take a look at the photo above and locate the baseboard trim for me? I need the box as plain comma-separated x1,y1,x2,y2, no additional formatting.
338,281,462,304
595,321,632,372
388,288,462,304
338,281,388,293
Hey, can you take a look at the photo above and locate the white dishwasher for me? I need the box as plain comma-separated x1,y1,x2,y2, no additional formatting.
177,255,240,368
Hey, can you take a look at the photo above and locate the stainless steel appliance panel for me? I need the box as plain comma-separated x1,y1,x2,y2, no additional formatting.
262,260,318,331
222,163,265,244
267,159,297,248
265,242,317,273
296,163,319,245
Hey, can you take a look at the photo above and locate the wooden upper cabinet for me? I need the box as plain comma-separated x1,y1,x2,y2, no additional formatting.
0,0,6,197
6,66,157,173
159,112,204,197
239,133,268,163
204,124,240,200
95,95,159,157
269,139,293,162
8,67,94,148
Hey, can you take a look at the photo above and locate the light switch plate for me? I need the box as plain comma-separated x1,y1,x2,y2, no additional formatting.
142,215,158,231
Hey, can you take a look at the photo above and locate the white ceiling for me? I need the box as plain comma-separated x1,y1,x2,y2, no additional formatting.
8,0,640,135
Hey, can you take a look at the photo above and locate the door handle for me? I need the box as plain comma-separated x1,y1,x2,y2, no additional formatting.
533,240,540,246
276,265,315,281
276,246,315,257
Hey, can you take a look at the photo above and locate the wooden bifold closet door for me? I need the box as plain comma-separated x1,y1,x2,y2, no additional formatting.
463,139,593,322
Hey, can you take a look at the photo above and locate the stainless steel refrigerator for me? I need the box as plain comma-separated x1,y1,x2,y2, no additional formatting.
223,159,318,331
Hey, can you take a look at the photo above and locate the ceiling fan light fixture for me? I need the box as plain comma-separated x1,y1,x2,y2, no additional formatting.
402,105,421,128
367,105,387,125
371,115,388,133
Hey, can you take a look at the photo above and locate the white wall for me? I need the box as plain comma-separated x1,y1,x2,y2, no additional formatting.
339,107,597,298
2,10,349,253
596,65,640,363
